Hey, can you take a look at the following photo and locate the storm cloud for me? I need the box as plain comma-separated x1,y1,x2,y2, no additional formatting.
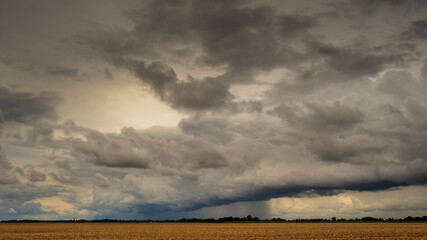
0,87,61,124
400,19,427,40
0,147,19,185
120,59,233,111
273,101,364,133
73,127,228,170
1,0,427,220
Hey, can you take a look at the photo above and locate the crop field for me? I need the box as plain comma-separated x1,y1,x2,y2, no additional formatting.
0,222,426,239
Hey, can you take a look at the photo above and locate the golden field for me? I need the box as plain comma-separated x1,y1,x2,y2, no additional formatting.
0,222,426,239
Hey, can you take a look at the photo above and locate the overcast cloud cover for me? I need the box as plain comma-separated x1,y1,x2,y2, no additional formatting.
1,0,427,220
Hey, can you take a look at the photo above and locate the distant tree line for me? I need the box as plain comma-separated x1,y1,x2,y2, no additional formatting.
2,215,427,223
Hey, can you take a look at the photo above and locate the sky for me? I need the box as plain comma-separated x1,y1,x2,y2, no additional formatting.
1,0,427,220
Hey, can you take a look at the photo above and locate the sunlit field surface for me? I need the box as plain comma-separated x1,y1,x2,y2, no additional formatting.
0,223,426,239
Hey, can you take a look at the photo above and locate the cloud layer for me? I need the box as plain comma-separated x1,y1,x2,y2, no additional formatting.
1,0,427,220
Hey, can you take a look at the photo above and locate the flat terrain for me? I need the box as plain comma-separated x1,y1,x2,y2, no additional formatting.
0,222,426,239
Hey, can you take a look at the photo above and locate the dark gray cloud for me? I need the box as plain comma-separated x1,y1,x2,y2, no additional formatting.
120,59,233,111
306,135,385,163
310,43,409,81
179,117,232,143
23,167,46,183
0,113,19,184
72,130,151,169
86,0,414,113
26,125,54,143
128,0,195,45
0,57,86,81
168,77,232,110
327,0,427,18
86,0,317,85
274,101,364,133
400,19,427,40
82,0,331,114
421,58,427,80
268,42,411,98
190,1,315,74
47,65,79,78
352,0,418,14
0,185,63,219
1,201,45,218
0,109,4,124
0,57,37,73
0,147,19,185
64,103,427,216
315,45,406,79
0,87,61,123
180,140,228,169
72,127,228,170
0,123,49,185
103,68,114,80
127,60,178,98
227,100,263,114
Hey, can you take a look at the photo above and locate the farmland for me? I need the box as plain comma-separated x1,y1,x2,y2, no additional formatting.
0,222,426,239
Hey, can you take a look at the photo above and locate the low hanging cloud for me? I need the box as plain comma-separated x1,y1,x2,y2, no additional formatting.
400,19,427,40
0,147,19,185
273,101,364,133
0,87,61,124
72,130,151,169
26,125,55,143
72,127,228,170
46,65,81,79
65,106,427,215
118,59,233,111
61,60,427,215
305,135,386,163
0,87,52,185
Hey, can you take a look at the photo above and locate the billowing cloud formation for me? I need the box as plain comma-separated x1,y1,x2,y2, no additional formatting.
273,101,364,133
86,0,412,113
0,147,19,185
91,0,316,71
1,0,427,220
86,0,324,112
73,127,228,170
119,59,233,111
67,103,427,216
401,19,427,40
0,87,60,123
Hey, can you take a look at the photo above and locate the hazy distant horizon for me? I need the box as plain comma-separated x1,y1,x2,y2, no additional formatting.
1,0,427,220
2,215,427,222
